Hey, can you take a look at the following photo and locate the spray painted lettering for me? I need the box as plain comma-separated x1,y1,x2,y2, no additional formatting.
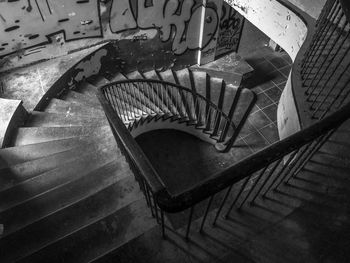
110,0,219,55
0,0,220,59
0,0,101,57
216,3,244,58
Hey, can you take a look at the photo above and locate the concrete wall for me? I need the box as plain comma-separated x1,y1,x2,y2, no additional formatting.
223,0,312,139
0,0,244,72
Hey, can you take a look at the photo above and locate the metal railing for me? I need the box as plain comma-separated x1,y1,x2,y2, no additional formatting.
97,0,350,240
301,0,350,120
99,79,254,153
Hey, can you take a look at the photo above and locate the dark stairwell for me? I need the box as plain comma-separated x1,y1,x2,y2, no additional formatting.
0,0,349,262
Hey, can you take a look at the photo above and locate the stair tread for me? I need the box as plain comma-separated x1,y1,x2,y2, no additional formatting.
75,81,99,98
88,76,111,87
0,160,133,239
45,98,105,117
0,144,119,213
109,73,128,82
174,68,192,89
0,137,100,168
15,199,156,263
25,111,108,127
12,125,112,146
142,70,161,80
0,135,118,192
157,69,177,84
63,91,102,108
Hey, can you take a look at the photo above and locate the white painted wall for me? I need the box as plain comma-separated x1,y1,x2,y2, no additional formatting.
224,0,311,139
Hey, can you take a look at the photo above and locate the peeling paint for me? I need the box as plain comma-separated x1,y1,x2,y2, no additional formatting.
70,48,107,85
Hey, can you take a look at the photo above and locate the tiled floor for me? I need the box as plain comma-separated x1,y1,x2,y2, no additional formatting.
237,48,292,152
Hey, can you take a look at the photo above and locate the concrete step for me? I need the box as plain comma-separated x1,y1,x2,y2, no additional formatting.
174,68,193,90
16,199,157,263
88,75,111,87
25,111,108,127
0,137,98,168
157,69,177,84
75,81,99,98
11,125,112,146
45,98,105,117
0,160,133,239
0,135,119,192
0,144,118,213
63,91,102,108
109,72,128,82
142,69,161,80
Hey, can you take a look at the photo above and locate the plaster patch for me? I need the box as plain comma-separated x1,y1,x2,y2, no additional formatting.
70,48,107,85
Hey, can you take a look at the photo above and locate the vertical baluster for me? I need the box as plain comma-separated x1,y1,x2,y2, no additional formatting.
225,175,251,218
303,1,341,77
262,150,299,196
321,77,350,118
161,209,166,238
185,206,194,240
312,44,350,118
250,159,283,204
304,5,343,92
213,185,233,226
199,195,215,233
306,14,347,99
238,166,269,209
302,0,338,72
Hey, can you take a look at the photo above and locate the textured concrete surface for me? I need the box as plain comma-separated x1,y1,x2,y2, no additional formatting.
0,45,102,111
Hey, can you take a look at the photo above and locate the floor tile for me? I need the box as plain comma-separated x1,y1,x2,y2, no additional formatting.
257,81,275,92
267,56,290,69
248,110,272,130
269,70,288,85
259,123,279,144
256,92,275,109
262,104,278,122
243,131,270,152
265,86,282,104
279,65,292,78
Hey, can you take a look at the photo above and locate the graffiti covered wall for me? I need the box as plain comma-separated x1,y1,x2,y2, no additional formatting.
0,0,236,72
215,2,245,58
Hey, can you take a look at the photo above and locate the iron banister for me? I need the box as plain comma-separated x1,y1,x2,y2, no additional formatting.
155,101,350,213
96,89,165,194
97,79,247,153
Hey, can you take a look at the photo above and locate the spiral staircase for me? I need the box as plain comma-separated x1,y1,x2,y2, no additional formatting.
0,66,256,262
1,0,350,261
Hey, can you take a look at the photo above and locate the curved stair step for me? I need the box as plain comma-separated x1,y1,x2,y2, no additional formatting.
25,111,108,127
0,137,98,168
0,160,133,239
63,91,102,109
45,98,105,117
88,75,110,87
17,199,156,263
0,145,119,213
75,81,99,98
0,135,119,192
11,125,112,146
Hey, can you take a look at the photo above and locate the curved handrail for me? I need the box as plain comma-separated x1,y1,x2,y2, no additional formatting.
98,79,254,153
97,89,165,194
97,0,350,236
155,101,350,212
